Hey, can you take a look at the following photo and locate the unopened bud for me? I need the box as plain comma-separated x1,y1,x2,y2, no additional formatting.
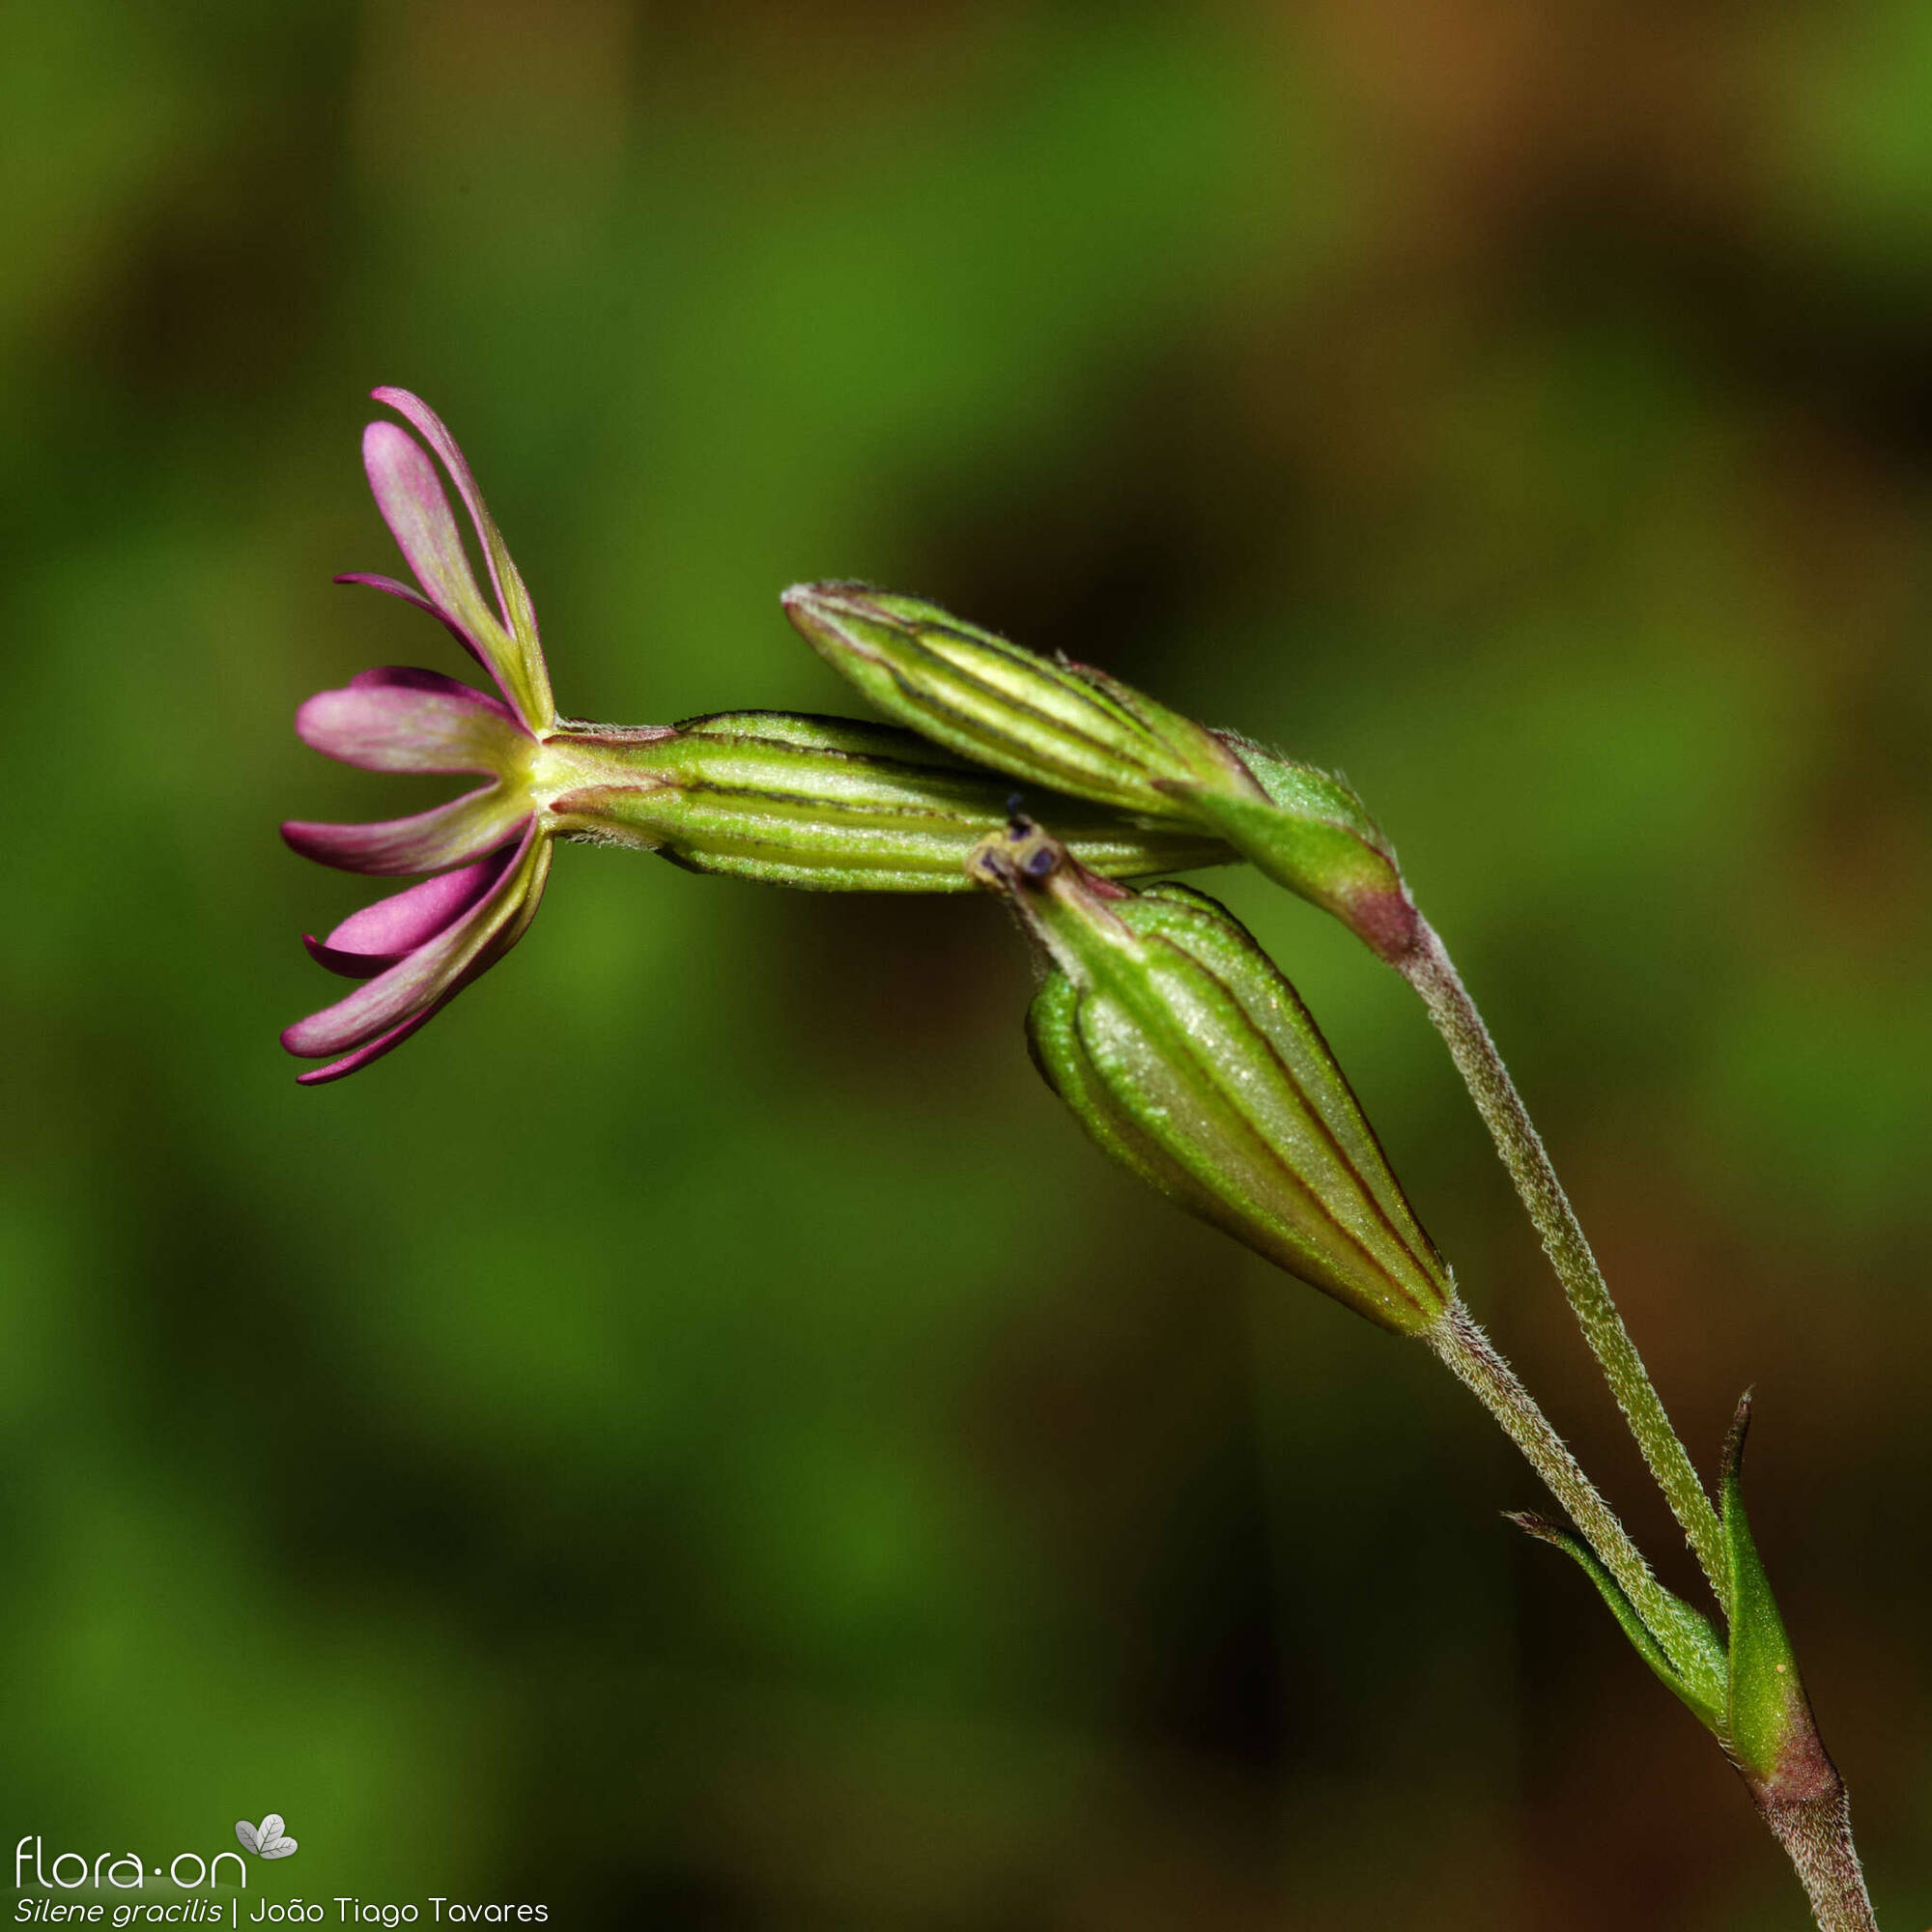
781,582,1257,822
970,818,1451,1335
785,582,1419,960
536,711,1231,890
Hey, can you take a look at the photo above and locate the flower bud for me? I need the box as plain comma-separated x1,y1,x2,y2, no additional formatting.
970,818,1451,1335
535,711,1231,891
781,582,1256,822
784,582,1419,961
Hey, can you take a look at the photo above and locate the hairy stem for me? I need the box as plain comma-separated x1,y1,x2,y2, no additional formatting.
1755,1785,1880,1932
1403,917,1729,1609
1428,1299,1681,1641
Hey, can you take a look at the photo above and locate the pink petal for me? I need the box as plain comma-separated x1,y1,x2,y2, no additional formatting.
294,999,450,1085
294,847,548,1081
281,785,531,875
283,828,551,1061
303,934,389,980
370,390,533,639
361,422,515,701
301,857,510,980
348,665,509,704
294,680,528,776
365,393,554,731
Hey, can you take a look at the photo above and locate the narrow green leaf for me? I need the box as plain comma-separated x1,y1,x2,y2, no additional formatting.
1511,1511,1727,1729
1719,1394,1814,1785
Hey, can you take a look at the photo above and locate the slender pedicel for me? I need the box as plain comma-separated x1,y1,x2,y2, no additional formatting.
1403,922,1729,1605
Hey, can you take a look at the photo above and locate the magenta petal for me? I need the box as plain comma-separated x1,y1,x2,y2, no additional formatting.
295,680,528,776
283,828,548,1060
333,571,439,617
281,787,530,875
367,391,554,729
371,393,511,619
300,854,505,980
304,933,392,980
348,665,510,707
294,999,449,1085
361,422,510,678
370,389,542,646
327,856,507,955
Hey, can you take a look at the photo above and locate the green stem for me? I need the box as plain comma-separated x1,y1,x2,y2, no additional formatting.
1428,1299,1682,1643
1437,1308,1881,1931
1404,918,1730,1611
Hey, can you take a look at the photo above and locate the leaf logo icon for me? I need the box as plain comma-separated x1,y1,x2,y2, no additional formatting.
235,1815,298,1860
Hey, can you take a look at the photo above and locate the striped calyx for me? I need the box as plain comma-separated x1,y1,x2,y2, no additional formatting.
784,582,1420,962
781,582,1260,824
970,819,1452,1335
537,712,1233,891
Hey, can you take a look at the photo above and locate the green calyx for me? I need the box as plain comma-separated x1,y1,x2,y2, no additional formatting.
784,582,1420,959
970,818,1451,1335
534,711,1231,891
782,582,1259,823
1175,739,1420,964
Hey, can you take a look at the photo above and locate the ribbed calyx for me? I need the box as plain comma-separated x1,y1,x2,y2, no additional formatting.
536,711,1232,891
781,582,1256,822
783,582,1420,961
969,818,1452,1335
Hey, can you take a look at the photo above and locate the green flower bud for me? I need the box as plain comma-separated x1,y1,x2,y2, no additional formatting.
534,711,1231,891
781,582,1256,822
784,582,1420,961
970,818,1451,1335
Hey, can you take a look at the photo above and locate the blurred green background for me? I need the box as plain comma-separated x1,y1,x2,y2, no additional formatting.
4,2,1928,1925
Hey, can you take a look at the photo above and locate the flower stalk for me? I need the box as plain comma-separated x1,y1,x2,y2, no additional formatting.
1429,1302,1726,1711
1402,919,1730,1608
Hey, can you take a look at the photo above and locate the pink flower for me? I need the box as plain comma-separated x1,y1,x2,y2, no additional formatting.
281,389,555,1084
